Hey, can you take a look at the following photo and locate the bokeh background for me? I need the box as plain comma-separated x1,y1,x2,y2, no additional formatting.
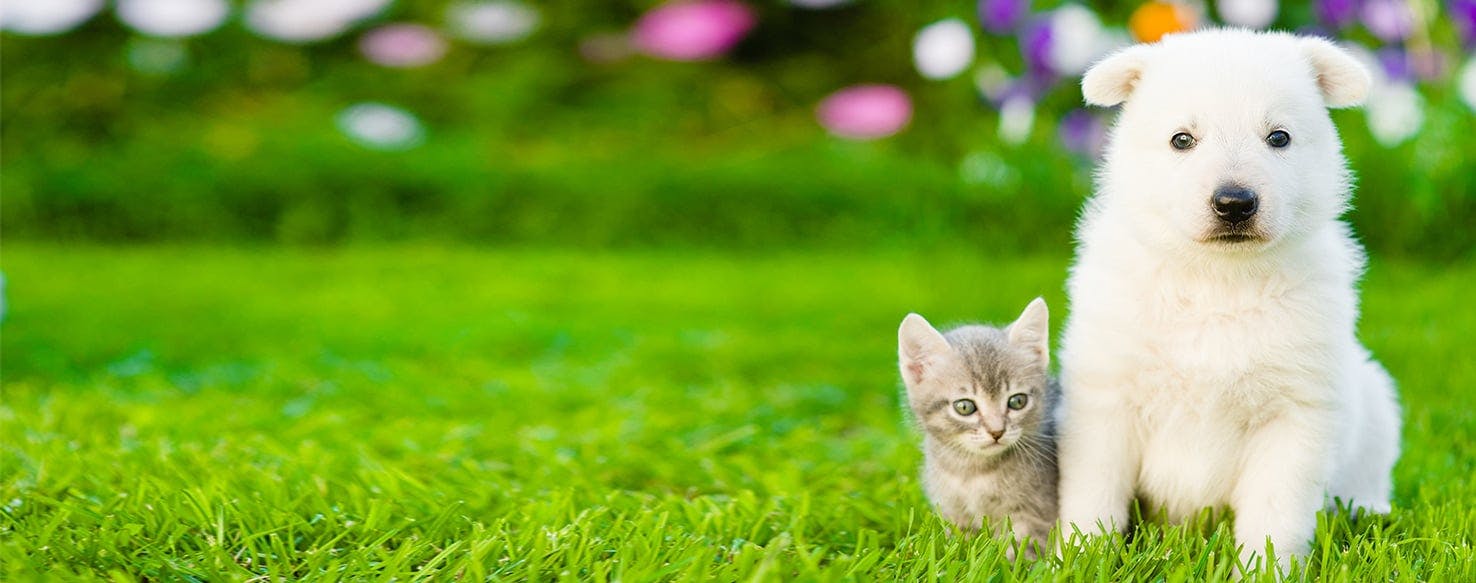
3,0,1474,257
6,2,1476,579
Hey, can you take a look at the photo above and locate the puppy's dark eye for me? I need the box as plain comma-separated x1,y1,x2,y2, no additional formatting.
1267,130,1291,148
1006,394,1029,410
952,399,977,415
1170,132,1196,151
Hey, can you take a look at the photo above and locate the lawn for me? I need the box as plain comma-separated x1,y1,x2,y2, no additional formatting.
2,245,1473,581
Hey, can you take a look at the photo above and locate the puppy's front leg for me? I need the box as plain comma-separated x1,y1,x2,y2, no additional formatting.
1231,410,1332,572
1058,387,1137,537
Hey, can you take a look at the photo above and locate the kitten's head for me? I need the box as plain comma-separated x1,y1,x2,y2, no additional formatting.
898,298,1051,457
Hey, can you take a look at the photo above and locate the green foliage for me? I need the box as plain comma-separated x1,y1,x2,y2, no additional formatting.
3,246,1474,580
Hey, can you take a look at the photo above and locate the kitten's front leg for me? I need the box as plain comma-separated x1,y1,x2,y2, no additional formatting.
1231,409,1332,573
1057,385,1137,537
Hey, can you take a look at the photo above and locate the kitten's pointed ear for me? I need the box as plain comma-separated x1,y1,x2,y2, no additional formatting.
1081,44,1151,107
1299,37,1371,108
1007,298,1050,366
899,313,951,386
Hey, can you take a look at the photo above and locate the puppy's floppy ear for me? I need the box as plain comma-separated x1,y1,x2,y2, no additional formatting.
899,313,951,386
1007,298,1049,366
1081,45,1152,107
1300,37,1371,108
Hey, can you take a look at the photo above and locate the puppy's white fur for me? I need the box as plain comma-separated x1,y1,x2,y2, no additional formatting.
1059,29,1400,570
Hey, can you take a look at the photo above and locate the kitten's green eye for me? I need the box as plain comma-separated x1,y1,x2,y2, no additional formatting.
952,399,977,415
1007,394,1029,410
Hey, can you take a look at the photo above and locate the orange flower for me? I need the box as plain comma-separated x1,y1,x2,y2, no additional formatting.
1130,1,1197,43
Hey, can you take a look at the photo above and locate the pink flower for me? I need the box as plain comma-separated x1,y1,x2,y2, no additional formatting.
1361,0,1412,42
631,0,756,61
816,85,913,140
360,24,448,68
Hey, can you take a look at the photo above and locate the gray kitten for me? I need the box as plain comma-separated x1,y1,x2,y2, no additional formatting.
897,298,1059,556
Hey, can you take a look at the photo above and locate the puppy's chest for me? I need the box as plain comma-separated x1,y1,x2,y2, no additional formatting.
1115,276,1337,408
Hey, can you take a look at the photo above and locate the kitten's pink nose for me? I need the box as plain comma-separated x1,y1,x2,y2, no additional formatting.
988,429,1005,441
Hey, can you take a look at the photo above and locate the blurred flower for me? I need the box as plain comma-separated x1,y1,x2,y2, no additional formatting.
1217,0,1278,28
913,18,975,81
116,0,229,38
1021,17,1054,74
579,32,634,64
360,24,447,68
959,151,1021,188
816,85,912,140
632,0,756,62
1360,0,1411,42
1453,0,1476,45
1314,0,1359,29
984,73,1055,109
1377,47,1411,82
1059,108,1106,156
1407,49,1447,81
1049,5,1121,76
1129,1,1197,43
337,103,425,150
246,0,389,43
1365,83,1422,146
1459,58,1476,111
1375,46,1444,85
998,96,1035,145
446,1,539,45
127,38,189,75
974,63,1013,102
0,0,103,35
978,0,1026,34
788,0,854,8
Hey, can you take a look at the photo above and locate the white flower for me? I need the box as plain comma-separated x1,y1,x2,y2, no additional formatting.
117,0,230,38
245,0,389,43
446,1,539,45
1049,5,1123,76
1459,58,1476,113
0,0,103,35
337,103,424,151
913,18,975,81
1216,0,1278,29
998,96,1035,145
1365,83,1423,147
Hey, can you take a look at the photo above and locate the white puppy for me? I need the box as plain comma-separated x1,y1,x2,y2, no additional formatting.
1058,29,1401,570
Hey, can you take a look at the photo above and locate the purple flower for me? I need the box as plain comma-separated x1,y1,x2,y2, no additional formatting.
980,71,1055,110
1020,17,1054,76
978,0,1026,34
1377,47,1412,82
1361,0,1412,42
359,24,448,68
1314,0,1359,28
1451,0,1476,46
816,85,912,140
1059,109,1106,157
631,0,756,62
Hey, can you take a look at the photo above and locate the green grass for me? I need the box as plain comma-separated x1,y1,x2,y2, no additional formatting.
2,245,1473,581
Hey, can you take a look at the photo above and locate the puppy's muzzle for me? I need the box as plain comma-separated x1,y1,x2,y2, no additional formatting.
1212,185,1258,225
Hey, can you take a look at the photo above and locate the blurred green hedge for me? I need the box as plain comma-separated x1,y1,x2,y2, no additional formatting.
2,2,1472,258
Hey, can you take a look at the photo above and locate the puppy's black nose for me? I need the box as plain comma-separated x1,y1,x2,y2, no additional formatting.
1212,186,1258,224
